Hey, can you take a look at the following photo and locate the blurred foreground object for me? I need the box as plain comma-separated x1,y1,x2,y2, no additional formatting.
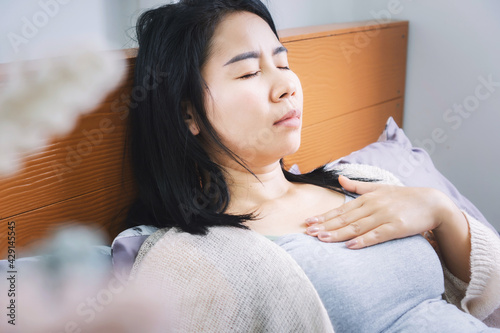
0,47,126,176
0,225,172,333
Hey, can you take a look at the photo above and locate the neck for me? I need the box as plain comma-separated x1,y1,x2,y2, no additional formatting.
222,161,294,213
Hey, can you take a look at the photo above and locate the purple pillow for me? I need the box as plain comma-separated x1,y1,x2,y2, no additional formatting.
111,225,159,278
336,117,498,235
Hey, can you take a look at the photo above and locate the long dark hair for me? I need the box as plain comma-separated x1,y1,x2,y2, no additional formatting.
126,0,346,234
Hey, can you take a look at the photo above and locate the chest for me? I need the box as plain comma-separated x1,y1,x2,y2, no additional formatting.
244,185,346,236
274,233,445,333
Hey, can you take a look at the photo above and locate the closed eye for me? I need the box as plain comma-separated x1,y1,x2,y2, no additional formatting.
238,66,290,80
239,71,260,80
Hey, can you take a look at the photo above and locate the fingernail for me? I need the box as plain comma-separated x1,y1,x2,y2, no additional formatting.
318,231,331,239
345,239,358,248
306,225,322,233
305,217,319,224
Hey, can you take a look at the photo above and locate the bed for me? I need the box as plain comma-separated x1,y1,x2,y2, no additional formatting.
0,19,408,256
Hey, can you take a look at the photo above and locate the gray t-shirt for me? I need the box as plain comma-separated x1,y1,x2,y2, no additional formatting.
268,195,497,332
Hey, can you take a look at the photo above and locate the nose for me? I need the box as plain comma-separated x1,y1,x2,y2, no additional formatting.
271,71,297,102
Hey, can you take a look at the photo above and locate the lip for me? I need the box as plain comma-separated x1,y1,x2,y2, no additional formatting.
273,110,302,126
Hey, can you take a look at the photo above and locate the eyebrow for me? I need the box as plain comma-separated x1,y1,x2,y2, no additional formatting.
223,45,288,66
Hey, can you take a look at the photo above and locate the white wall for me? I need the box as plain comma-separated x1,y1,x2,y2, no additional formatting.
1,0,498,230
266,0,354,29
0,0,108,63
102,0,139,49
0,0,142,63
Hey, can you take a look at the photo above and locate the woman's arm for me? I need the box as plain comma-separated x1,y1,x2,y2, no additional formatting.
431,198,471,283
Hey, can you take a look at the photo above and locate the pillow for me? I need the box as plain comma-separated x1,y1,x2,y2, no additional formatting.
334,117,498,235
0,246,112,275
111,225,159,278
111,118,498,277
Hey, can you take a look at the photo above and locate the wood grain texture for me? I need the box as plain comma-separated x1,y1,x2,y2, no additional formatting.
0,20,408,256
0,57,135,218
279,20,408,42
0,56,136,256
283,22,408,128
0,181,135,258
0,108,131,219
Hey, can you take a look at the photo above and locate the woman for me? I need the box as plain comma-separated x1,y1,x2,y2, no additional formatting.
127,0,500,331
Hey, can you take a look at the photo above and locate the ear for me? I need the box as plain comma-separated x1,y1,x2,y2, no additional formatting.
182,101,200,136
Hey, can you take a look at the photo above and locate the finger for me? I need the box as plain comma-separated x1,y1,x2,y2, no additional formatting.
306,207,371,236
305,195,364,226
344,223,399,249
338,175,385,195
316,216,380,243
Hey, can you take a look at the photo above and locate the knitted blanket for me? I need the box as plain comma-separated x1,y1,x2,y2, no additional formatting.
130,226,334,332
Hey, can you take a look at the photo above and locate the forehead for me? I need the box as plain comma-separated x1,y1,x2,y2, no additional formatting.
209,11,279,60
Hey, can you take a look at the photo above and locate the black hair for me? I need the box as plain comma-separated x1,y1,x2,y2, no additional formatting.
126,0,348,235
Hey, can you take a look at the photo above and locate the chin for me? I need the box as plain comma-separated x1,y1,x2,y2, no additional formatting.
280,137,301,159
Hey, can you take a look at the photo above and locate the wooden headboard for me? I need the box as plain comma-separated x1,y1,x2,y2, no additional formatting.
0,20,408,257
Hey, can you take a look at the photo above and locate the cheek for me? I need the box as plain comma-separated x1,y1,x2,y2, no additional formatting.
209,86,266,136
292,73,304,104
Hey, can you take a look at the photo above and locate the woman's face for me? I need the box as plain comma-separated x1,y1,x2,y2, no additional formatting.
199,11,303,170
